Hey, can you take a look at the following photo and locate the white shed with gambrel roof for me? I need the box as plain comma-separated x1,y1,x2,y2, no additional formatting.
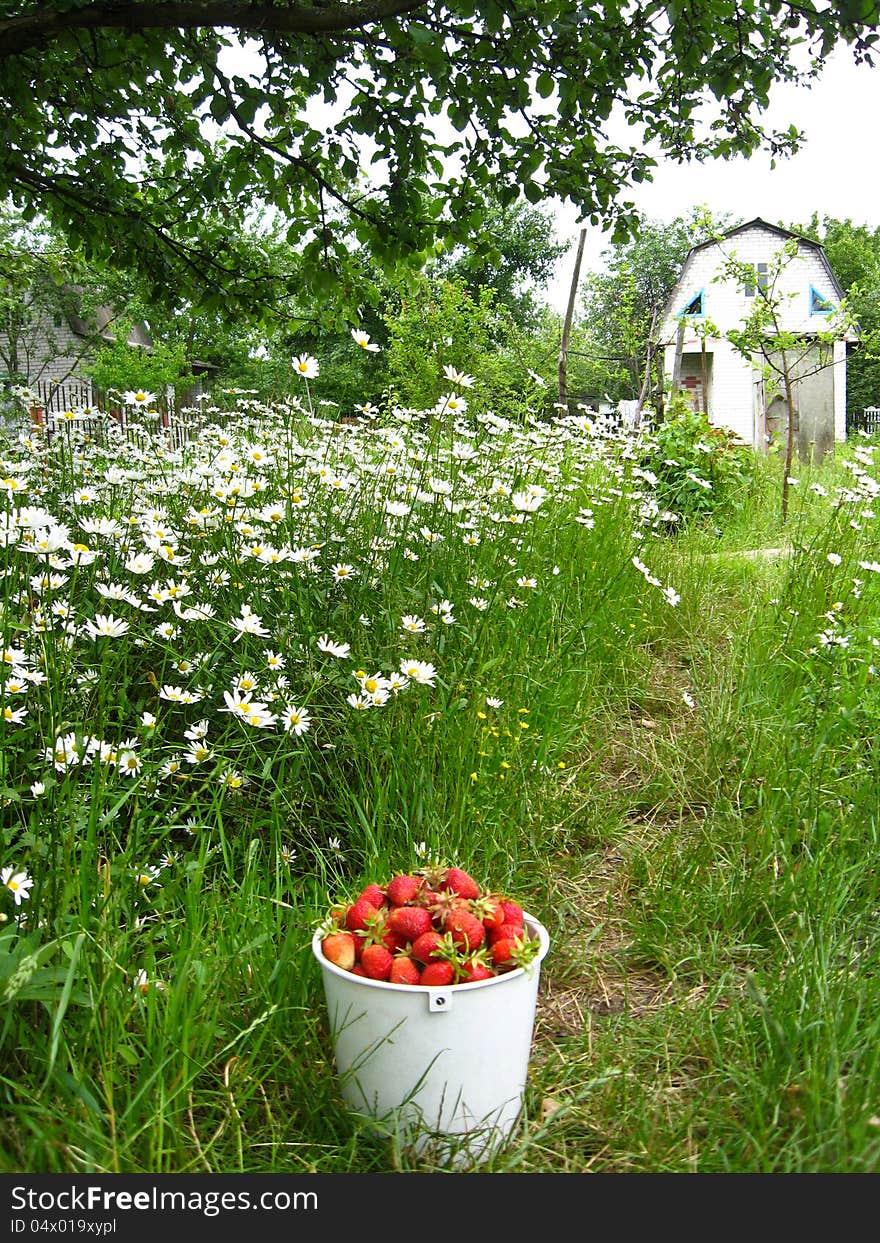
658,219,855,459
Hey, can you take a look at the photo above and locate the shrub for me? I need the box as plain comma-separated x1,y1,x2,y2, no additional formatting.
640,396,758,524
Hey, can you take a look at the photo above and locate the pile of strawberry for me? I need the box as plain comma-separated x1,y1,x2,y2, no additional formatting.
319,863,539,985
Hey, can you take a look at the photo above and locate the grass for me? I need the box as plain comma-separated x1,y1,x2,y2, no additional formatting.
1,390,880,1174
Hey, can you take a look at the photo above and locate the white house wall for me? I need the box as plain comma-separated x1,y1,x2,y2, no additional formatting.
660,223,850,449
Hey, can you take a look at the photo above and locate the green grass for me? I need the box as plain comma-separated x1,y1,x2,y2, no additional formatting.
2,394,880,1173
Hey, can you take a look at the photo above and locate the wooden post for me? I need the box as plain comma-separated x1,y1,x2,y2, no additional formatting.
670,317,686,393
635,308,659,428
558,226,587,414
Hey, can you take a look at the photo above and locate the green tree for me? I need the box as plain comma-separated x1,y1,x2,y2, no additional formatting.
579,209,734,405
1,3,876,315
432,200,566,328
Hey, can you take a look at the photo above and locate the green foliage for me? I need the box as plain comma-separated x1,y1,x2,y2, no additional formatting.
641,397,757,522
86,336,196,409
384,275,543,417
1,4,876,315
432,200,567,329
579,209,737,403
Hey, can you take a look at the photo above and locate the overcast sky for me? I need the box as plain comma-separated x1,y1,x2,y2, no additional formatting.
544,45,880,313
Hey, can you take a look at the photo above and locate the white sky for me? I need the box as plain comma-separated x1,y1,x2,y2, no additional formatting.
544,46,880,314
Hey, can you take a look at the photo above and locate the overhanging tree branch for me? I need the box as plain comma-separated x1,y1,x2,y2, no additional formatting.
0,0,430,59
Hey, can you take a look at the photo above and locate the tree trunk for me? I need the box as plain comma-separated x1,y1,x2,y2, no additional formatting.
558,226,587,415
780,352,797,522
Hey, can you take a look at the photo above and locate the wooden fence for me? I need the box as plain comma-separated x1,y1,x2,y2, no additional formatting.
850,406,880,435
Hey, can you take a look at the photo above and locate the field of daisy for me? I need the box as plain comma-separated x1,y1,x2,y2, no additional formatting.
2,363,880,1174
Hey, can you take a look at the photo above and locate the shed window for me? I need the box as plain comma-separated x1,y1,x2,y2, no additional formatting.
680,289,704,317
810,285,834,315
744,263,769,297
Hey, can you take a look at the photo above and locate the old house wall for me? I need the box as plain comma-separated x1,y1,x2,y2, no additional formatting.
660,224,849,450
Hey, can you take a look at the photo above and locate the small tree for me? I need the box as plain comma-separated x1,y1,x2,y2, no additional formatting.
718,240,853,520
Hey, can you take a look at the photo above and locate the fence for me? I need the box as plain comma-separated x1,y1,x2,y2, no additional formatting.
34,378,95,415
848,406,880,435
39,409,204,451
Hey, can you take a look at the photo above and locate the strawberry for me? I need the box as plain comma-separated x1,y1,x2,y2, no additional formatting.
444,908,486,952
489,934,524,968
442,866,480,900
322,931,357,971
386,874,422,906
472,893,506,931
387,904,433,942
389,955,421,985
500,900,525,929
419,960,455,986
360,943,394,980
488,920,526,946
457,957,495,983
357,882,387,909
410,929,447,964
350,963,367,977
345,896,379,933
417,887,444,910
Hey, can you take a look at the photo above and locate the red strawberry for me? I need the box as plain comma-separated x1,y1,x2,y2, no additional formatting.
386,874,422,906
350,964,367,977
345,896,379,933
488,920,526,946
420,960,455,986
444,908,486,952
411,930,446,964
458,958,495,983
360,943,394,980
357,882,387,909
442,867,480,900
489,934,524,968
322,931,357,971
387,904,433,942
473,894,506,931
500,900,525,928
389,955,421,985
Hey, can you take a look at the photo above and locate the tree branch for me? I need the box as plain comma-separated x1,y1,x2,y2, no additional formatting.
0,0,430,59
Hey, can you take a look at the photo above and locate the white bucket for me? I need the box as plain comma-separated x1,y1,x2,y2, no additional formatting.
312,912,550,1165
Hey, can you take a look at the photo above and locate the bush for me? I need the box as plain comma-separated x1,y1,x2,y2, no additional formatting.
640,396,758,524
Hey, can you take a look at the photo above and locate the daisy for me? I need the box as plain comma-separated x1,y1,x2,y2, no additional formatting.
399,659,437,686
441,364,476,388
1,866,33,905
279,844,297,865
435,393,468,416
83,613,130,640
281,704,312,735
316,634,351,659
118,750,143,777
126,552,156,575
123,390,158,407
331,563,356,582
96,582,141,606
185,742,213,764
4,702,29,724
230,610,270,641
293,355,319,379
351,328,381,352
401,614,426,634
